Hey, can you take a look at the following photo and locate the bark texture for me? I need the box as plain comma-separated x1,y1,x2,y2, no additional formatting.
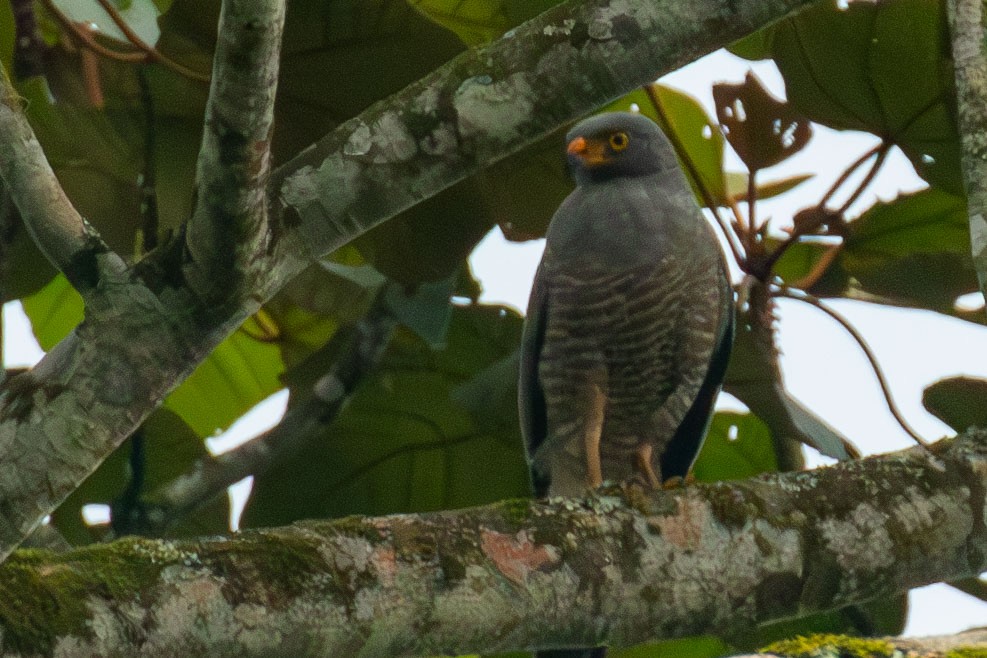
0,432,984,657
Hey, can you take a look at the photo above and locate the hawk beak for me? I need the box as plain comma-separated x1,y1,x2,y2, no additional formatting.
567,136,611,167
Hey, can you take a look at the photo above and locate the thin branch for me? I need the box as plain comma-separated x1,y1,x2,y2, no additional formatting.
39,0,146,62
183,0,285,305
949,577,987,602
774,287,930,448
93,0,211,82
761,142,889,277
0,63,115,290
644,83,747,265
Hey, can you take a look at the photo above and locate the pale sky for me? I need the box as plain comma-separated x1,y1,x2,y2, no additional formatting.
3,47,987,640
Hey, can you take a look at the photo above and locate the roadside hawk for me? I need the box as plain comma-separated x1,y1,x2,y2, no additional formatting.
517,112,734,658
519,110,734,500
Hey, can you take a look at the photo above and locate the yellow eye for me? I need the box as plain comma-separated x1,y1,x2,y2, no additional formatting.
609,131,630,151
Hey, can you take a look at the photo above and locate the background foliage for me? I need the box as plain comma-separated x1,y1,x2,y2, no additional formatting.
1,0,983,655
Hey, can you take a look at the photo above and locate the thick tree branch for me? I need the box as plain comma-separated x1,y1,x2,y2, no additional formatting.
0,68,116,292
0,432,984,656
0,0,822,562
184,0,284,304
948,0,987,302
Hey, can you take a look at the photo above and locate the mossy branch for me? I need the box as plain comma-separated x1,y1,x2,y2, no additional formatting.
1,432,986,656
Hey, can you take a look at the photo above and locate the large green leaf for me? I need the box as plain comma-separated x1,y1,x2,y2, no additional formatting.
763,0,961,193
841,189,977,310
693,412,778,482
407,0,562,45
241,304,530,527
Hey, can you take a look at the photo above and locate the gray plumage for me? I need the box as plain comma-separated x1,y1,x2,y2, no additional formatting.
519,111,734,501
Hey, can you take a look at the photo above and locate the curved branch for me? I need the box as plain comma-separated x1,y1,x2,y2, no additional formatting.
774,287,930,447
0,66,114,290
0,432,982,656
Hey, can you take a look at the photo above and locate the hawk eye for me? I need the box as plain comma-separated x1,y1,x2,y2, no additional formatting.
609,131,630,151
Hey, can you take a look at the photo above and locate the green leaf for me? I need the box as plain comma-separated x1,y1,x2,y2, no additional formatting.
241,304,530,527
842,189,977,310
163,315,284,437
725,295,852,461
20,275,84,350
923,376,987,433
726,172,814,203
385,271,458,348
693,412,778,482
407,0,562,45
766,0,961,193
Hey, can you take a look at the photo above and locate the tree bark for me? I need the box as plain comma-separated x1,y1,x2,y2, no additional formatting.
0,431,984,657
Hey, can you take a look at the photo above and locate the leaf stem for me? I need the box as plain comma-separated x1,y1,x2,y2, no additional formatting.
773,286,930,448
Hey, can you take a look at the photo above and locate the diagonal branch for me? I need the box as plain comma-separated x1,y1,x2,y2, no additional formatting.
184,0,285,304
0,431,984,656
0,68,115,292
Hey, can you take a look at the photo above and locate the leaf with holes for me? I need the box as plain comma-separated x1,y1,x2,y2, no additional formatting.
693,412,778,482
713,71,811,173
765,0,961,193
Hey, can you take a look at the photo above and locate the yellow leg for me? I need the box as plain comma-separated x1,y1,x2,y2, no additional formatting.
635,443,661,489
583,386,606,489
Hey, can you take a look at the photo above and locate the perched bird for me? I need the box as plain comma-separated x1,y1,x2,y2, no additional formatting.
518,112,734,656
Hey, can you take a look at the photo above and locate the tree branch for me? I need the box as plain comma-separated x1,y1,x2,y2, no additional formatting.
0,67,116,292
0,0,824,562
0,432,985,656
184,0,284,304
947,0,987,305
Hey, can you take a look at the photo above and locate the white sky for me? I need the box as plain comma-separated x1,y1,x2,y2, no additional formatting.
3,48,987,640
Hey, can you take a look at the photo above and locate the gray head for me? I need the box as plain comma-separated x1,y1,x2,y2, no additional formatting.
565,111,677,184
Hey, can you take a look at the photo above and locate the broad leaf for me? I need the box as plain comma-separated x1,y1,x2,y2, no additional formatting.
693,412,778,482
241,304,530,527
842,189,977,311
764,0,961,193
923,376,987,433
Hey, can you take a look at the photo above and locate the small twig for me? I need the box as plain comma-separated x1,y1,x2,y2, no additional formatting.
136,68,159,253
644,84,747,266
774,287,930,448
818,142,884,208
40,0,145,62
93,0,210,82
834,144,890,216
761,142,890,277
